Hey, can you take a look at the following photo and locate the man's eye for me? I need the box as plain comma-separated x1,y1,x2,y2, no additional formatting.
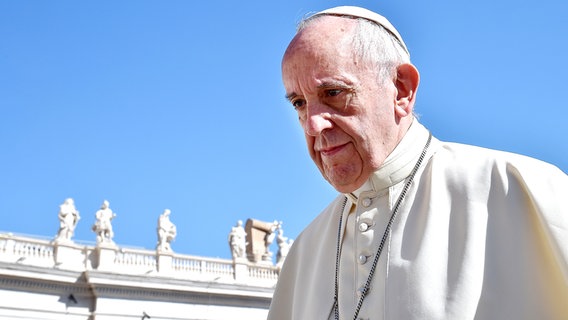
326,89,342,97
292,99,306,109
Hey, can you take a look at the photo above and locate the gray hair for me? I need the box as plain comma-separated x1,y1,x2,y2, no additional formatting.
297,14,410,81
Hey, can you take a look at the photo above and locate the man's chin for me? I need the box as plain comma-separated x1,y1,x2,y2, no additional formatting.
321,164,367,193
327,177,366,194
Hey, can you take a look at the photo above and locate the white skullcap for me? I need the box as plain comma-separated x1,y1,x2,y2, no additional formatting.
308,6,409,56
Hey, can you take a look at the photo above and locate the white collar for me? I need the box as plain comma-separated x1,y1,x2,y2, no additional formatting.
346,119,431,201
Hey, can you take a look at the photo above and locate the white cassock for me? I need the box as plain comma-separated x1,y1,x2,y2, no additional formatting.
268,120,568,320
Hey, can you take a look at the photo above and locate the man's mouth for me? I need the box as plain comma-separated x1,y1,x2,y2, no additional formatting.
320,143,347,157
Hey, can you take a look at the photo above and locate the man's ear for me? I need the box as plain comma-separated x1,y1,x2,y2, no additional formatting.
394,63,420,117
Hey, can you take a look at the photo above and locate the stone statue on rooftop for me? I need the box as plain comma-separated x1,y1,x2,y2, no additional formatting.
92,200,116,244
263,220,280,259
157,209,177,252
228,220,247,260
54,198,80,243
245,219,282,264
276,228,293,266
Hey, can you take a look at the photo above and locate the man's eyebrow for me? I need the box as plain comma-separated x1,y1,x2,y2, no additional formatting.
284,82,353,101
317,81,351,90
284,92,297,102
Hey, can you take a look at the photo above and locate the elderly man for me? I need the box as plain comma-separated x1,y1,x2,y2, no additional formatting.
268,6,568,320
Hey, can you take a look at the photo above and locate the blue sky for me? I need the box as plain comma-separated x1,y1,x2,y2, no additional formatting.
1,0,566,260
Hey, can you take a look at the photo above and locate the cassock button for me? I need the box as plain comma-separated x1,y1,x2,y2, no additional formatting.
358,222,369,232
362,198,372,207
358,254,368,264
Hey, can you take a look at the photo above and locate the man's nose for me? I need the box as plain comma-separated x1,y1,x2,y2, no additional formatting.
304,103,333,136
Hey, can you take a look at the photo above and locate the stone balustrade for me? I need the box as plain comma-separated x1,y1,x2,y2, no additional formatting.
0,232,279,288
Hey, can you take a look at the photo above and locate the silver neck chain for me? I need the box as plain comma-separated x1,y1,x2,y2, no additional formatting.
333,133,432,320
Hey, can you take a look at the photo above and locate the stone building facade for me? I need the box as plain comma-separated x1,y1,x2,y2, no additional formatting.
0,199,287,320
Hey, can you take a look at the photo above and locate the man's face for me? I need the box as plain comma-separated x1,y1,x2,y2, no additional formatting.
282,17,402,193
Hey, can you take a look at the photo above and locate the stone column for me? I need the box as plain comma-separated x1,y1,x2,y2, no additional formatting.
233,258,249,282
157,251,173,274
53,241,84,271
93,243,117,271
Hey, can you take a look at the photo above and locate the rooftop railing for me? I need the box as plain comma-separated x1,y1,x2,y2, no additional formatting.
0,232,278,288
